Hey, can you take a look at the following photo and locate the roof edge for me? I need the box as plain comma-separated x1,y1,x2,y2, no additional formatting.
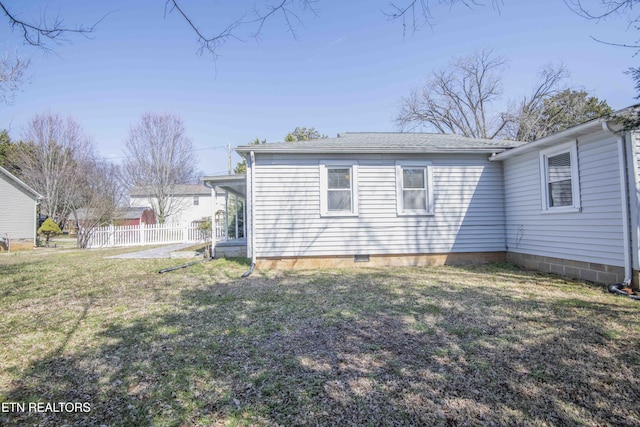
491,104,640,161
0,166,42,199
235,146,512,155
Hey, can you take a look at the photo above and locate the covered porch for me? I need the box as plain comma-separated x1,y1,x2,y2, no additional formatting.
202,174,247,259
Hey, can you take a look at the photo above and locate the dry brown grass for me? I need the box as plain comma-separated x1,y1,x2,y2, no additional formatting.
1,248,639,426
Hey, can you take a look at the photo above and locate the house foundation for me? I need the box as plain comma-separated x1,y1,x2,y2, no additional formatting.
0,238,35,252
256,251,506,270
506,252,625,285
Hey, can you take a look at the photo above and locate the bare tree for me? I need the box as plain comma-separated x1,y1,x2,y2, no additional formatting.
121,112,197,224
15,113,93,227
396,50,510,139
502,64,569,141
396,51,570,140
0,52,29,105
74,157,124,248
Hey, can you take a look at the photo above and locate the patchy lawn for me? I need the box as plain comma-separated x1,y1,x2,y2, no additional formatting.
1,249,639,426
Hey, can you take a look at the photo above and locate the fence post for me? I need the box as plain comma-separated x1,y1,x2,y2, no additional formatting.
140,222,145,245
183,222,188,243
109,224,115,247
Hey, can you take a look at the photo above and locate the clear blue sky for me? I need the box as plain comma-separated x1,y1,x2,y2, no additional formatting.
1,0,637,176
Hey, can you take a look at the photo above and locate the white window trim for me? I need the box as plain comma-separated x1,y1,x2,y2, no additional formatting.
319,161,359,217
395,160,434,216
539,141,581,213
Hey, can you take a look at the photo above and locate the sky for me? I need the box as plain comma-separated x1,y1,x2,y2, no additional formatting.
1,0,637,176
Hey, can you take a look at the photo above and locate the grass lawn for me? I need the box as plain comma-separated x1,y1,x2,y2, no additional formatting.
1,248,640,426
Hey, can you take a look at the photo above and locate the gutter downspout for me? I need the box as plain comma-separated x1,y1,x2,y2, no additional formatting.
34,197,41,250
202,181,217,259
241,151,257,277
603,121,632,284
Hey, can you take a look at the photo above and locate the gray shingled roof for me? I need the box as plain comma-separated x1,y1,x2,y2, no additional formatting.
129,184,211,197
235,132,525,154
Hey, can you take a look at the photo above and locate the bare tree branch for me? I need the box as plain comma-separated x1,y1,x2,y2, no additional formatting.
564,0,640,52
383,0,503,34
563,0,637,21
0,1,103,50
0,52,29,105
166,0,319,58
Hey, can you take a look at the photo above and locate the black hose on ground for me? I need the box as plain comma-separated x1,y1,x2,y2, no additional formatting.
158,255,212,274
241,262,256,278
608,282,640,301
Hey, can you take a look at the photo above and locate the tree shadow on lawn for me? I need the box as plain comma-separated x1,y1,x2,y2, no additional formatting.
2,266,640,426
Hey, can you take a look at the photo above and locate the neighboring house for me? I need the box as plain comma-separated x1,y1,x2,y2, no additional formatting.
129,184,225,224
205,105,640,286
0,166,41,250
67,207,156,233
113,207,157,226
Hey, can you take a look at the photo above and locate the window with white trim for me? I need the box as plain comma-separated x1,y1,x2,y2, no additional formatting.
320,161,358,216
396,161,434,215
540,141,580,211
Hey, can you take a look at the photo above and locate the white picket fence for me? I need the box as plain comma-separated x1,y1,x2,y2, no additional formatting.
82,222,225,249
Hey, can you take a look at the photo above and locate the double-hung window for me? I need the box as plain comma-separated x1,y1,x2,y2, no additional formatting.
396,161,434,215
320,161,358,216
540,141,580,212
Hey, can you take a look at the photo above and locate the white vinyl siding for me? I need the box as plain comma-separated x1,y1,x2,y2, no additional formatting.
252,154,506,258
129,193,218,224
395,161,434,215
0,172,38,240
504,132,624,267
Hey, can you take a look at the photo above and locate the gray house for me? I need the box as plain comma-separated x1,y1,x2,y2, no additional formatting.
207,105,640,286
0,166,41,250
493,107,639,285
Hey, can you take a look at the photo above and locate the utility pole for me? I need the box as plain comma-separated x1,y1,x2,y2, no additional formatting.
227,143,232,175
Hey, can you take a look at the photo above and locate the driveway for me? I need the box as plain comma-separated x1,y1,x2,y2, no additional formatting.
106,243,196,259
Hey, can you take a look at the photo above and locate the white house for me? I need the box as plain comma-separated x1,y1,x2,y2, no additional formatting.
206,105,640,286
0,166,41,250
492,107,639,285
226,133,523,269
129,184,225,225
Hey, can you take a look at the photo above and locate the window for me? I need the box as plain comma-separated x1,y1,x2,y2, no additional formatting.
193,196,199,206
396,161,433,215
540,141,580,212
320,161,358,216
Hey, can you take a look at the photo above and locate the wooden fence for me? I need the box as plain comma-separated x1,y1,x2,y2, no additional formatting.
82,222,225,249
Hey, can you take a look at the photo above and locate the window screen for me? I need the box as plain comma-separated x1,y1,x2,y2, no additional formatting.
547,152,572,207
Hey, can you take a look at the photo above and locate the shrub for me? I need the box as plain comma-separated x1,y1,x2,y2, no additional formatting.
37,218,62,248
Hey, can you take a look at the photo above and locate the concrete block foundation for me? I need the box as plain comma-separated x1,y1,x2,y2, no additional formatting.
507,252,625,285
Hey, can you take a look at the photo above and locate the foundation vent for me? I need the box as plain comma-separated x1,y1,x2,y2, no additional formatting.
354,254,370,263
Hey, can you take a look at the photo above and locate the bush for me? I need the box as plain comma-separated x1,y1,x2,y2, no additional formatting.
37,218,62,248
